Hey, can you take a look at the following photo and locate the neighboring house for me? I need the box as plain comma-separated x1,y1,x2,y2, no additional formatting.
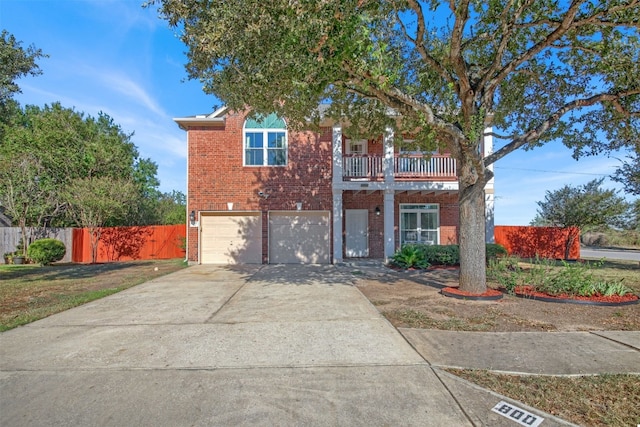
175,107,494,264
0,208,12,227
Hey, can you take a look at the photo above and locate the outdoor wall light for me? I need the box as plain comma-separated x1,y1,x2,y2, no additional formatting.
189,210,196,222
375,206,381,216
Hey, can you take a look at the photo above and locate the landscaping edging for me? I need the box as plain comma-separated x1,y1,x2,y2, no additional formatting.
440,286,503,301
512,291,639,306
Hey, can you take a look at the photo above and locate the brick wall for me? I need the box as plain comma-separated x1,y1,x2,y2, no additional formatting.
187,110,333,262
185,111,461,262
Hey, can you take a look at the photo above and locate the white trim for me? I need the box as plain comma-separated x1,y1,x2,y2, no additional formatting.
243,119,288,167
399,203,440,246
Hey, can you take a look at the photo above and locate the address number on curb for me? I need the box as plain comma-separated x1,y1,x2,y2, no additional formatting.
491,401,544,427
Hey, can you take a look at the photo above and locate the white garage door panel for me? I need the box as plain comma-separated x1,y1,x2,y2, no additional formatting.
269,212,330,264
201,214,262,264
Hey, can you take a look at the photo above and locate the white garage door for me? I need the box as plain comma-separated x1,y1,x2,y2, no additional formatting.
269,211,331,264
200,212,262,264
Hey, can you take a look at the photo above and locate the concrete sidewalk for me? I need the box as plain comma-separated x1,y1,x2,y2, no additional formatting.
1,264,585,426
401,329,640,375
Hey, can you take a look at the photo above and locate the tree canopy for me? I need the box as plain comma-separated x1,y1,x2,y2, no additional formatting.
0,30,47,108
0,32,186,259
535,178,629,229
153,0,639,292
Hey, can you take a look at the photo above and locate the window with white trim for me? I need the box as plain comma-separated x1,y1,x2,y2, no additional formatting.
243,113,287,166
400,204,439,245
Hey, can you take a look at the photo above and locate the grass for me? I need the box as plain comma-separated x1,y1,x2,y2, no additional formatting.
0,259,187,331
448,369,640,427
385,308,499,331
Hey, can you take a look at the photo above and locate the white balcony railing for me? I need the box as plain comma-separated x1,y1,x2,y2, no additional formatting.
343,155,383,179
394,155,457,178
342,154,457,180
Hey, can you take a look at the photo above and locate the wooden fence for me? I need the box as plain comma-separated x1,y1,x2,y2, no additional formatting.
494,226,580,260
2,225,185,264
72,224,186,263
1,227,74,263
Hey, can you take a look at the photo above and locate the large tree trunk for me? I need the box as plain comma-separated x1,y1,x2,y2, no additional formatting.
458,174,488,294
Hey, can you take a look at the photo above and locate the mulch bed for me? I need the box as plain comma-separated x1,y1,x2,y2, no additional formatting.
513,285,639,306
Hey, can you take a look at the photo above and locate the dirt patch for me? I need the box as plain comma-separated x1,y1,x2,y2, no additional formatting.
354,268,640,332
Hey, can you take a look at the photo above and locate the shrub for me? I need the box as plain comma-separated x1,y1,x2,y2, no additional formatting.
486,243,508,262
487,255,522,292
422,245,459,266
390,243,509,270
27,238,66,266
390,244,430,269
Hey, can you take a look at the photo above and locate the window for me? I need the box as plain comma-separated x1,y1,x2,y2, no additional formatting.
244,113,287,166
400,204,439,245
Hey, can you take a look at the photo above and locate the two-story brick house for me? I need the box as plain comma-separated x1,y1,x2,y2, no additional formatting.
175,107,494,265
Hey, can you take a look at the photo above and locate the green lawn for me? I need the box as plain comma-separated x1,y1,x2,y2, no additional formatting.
0,259,187,331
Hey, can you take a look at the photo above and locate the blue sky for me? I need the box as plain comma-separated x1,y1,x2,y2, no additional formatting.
1,0,632,225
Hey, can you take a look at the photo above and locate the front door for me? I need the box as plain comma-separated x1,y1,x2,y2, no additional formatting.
345,209,369,257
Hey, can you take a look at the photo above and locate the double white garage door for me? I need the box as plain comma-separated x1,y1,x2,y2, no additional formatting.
200,211,330,264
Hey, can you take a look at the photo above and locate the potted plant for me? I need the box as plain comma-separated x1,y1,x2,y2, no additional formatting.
3,252,13,264
12,253,25,264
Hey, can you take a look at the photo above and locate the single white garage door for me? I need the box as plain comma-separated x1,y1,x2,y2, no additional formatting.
269,211,330,264
200,212,262,264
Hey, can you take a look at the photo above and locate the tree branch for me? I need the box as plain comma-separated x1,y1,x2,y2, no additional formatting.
484,89,640,166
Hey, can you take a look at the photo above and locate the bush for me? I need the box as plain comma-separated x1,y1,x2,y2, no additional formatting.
390,243,508,270
422,245,459,266
487,255,521,292
486,243,508,262
389,244,430,269
27,239,66,266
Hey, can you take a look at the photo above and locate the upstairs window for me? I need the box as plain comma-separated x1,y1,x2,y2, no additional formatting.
243,113,287,166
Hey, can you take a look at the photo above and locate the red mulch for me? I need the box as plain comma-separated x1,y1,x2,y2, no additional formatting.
442,286,503,298
514,285,639,304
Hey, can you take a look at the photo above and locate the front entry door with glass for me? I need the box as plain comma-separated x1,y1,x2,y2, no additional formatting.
400,204,439,246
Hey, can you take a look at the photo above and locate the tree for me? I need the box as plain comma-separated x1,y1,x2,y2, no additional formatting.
64,177,137,263
0,153,51,256
535,178,629,258
153,0,640,293
155,190,186,225
0,30,46,108
0,103,161,237
612,154,640,196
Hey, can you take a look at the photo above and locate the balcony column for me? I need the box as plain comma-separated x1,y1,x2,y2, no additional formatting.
332,125,343,184
332,189,343,263
483,127,495,243
383,126,394,183
383,189,395,261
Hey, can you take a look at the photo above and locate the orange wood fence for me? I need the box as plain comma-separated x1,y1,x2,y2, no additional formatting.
72,224,186,263
494,226,580,260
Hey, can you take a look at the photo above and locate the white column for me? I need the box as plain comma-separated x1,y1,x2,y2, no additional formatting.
485,191,495,243
383,126,395,183
383,189,395,261
484,127,495,243
332,125,343,185
333,189,343,264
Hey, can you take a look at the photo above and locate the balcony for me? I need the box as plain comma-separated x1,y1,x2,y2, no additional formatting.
342,154,457,181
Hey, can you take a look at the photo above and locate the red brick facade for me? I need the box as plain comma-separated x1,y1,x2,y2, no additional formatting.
182,109,461,263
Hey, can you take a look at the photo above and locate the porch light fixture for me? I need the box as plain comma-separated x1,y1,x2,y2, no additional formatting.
375,206,381,216
189,210,196,223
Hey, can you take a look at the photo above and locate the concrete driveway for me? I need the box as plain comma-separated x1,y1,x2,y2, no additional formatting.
1,264,471,426
1,264,576,426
